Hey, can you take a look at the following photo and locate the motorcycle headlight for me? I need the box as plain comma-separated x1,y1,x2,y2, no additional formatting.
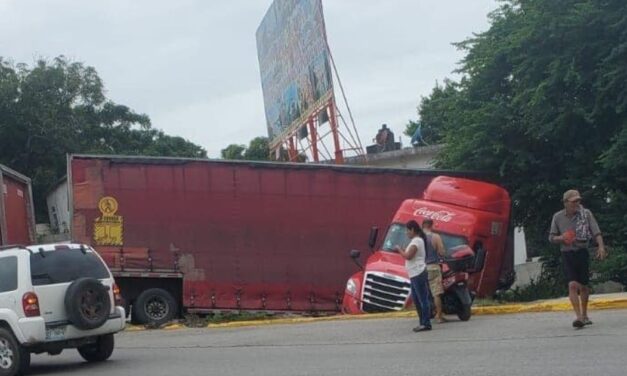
346,278,358,295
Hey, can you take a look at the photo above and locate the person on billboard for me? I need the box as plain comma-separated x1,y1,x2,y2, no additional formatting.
375,124,394,152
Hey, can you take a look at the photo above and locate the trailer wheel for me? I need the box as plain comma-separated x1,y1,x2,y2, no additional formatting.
132,288,178,326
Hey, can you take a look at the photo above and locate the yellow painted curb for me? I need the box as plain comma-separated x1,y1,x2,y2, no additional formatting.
123,295,627,332
124,325,145,332
164,323,186,330
473,297,627,316
125,322,188,332
205,311,413,329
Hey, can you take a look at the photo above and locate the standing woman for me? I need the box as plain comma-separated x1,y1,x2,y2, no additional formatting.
396,220,432,332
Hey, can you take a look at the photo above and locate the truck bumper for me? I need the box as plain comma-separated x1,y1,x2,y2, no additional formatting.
341,292,363,315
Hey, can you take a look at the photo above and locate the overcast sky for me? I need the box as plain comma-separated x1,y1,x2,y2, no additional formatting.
1,0,498,158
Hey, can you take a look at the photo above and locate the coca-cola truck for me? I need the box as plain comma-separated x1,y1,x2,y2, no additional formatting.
66,154,481,325
342,176,515,316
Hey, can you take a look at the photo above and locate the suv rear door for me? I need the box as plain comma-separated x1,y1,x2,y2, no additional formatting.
28,247,113,324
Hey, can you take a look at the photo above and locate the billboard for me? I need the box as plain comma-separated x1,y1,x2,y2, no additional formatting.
256,0,333,146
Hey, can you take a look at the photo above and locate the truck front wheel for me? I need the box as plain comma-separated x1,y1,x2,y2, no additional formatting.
132,288,178,326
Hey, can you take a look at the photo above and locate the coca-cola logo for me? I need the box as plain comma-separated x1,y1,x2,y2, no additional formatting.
413,207,456,222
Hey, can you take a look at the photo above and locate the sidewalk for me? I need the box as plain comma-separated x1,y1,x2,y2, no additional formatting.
126,292,627,331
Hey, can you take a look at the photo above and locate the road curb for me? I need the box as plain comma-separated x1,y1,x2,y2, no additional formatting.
124,294,627,332
473,296,627,315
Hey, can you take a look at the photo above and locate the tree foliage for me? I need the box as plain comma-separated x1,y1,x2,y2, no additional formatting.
221,137,270,161
0,56,206,220
413,0,627,282
220,144,246,160
244,137,271,161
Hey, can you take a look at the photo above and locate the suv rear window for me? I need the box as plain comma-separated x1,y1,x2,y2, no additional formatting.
0,256,18,292
30,248,109,286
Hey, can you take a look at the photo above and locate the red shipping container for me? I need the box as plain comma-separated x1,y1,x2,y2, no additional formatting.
0,164,36,246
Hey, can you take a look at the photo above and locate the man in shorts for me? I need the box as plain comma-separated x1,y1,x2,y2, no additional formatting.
422,219,447,323
549,189,607,328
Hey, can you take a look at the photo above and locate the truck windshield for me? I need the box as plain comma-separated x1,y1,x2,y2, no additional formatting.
381,223,468,255
440,233,469,257
382,224,410,252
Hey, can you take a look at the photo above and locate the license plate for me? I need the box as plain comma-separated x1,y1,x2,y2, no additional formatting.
45,326,66,341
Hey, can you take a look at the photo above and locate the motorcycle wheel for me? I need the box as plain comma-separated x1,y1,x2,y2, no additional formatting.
457,304,472,321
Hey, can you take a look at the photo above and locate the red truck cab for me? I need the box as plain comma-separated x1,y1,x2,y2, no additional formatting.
342,176,512,315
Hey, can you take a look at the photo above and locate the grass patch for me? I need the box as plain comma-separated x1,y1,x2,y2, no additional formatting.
473,298,503,307
183,312,275,327
182,311,339,327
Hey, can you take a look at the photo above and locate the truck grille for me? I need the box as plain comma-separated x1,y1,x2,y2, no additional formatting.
361,272,411,313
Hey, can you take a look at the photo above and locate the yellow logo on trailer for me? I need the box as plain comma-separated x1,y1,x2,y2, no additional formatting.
94,196,123,246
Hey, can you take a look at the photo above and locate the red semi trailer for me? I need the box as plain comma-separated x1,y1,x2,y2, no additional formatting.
67,155,482,325
0,164,36,246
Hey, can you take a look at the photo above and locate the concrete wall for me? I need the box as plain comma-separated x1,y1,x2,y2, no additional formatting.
346,145,441,169
512,259,543,289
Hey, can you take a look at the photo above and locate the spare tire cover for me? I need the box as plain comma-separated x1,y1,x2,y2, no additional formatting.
64,278,111,330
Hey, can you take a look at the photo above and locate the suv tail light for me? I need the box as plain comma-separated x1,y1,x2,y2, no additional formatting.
22,292,41,317
112,283,123,306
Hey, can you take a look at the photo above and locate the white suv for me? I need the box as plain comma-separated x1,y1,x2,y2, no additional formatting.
0,243,125,376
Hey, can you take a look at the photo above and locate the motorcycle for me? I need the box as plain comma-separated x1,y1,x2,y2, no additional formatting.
429,244,486,321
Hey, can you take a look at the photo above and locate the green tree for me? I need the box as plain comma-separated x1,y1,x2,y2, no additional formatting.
221,144,246,160
413,0,627,284
221,137,271,161
243,137,270,160
0,56,206,220
404,79,461,145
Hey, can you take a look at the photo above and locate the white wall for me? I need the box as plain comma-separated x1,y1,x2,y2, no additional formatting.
46,180,70,234
514,227,528,265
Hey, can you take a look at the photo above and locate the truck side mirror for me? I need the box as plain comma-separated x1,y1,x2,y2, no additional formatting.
350,249,361,259
349,249,363,270
368,227,379,251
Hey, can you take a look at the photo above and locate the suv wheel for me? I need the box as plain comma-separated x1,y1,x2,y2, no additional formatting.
0,328,30,376
77,334,114,362
65,278,112,330
132,288,178,326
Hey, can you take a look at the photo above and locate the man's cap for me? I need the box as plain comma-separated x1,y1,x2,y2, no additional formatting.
563,189,582,202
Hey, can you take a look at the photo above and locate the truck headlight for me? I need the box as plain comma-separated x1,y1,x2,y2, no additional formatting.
346,278,358,295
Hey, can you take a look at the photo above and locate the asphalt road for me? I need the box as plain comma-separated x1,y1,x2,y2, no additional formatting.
28,309,627,376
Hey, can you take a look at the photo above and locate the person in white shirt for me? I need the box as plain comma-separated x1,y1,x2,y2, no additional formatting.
396,220,432,332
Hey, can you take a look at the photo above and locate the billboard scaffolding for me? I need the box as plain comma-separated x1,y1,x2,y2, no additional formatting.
256,0,363,163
